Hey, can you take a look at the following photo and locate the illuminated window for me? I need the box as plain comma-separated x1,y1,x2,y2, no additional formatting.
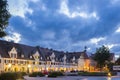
11,53,17,58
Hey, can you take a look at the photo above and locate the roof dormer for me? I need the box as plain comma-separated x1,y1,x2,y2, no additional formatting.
21,54,24,58
30,55,32,59
50,52,55,60
80,53,84,59
72,56,75,61
63,54,66,60
8,47,17,58
33,51,40,60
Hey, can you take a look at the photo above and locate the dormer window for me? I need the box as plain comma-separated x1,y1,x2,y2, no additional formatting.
35,56,39,59
41,57,42,60
47,57,49,60
33,51,40,60
30,56,32,59
56,58,58,61
11,53,17,58
72,56,75,61
50,52,55,60
63,55,66,60
21,54,24,58
9,47,17,58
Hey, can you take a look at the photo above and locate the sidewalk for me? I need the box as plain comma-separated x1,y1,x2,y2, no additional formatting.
24,76,83,80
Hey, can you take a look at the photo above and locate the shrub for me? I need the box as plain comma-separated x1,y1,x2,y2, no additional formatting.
29,72,44,77
56,72,64,76
38,72,45,77
48,72,57,77
48,71,64,77
29,72,38,77
110,71,117,76
78,72,109,76
20,72,27,76
0,72,24,80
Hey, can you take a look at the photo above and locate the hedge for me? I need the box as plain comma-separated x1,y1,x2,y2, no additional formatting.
48,71,64,77
78,71,117,76
29,72,45,77
0,72,26,80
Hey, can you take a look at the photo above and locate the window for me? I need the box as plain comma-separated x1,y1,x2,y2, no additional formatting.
36,56,38,59
12,60,14,63
39,62,41,65
14,60,16,64
35,56,39,59
11,53,17,58
33,62,35,64
21,54,24,58
8,60,10,63
20,61,23,64
27,61,29,64
52,57,54,60
14,54,17,58
30,56,32,59
4,60,6,63
36,62,39,64
11,54,13,57
41,57,42,60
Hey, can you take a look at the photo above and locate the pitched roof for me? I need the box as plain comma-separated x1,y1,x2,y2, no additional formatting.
0,40,89,62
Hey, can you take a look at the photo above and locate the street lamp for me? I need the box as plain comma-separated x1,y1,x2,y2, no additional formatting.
108,72,111,77
27,64,31,73
8,63,12,71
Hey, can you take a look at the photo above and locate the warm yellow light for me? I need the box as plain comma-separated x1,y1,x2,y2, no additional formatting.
28,64,31,68
108,72,111,77
55,68,58,71
74,69,77,71
8,64,12,68
108,77,111,80
46,67,48,71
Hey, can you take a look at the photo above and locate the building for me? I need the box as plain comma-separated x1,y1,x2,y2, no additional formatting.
0,40,90,73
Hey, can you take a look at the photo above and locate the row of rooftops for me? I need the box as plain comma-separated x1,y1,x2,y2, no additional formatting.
0,40,89,62
0,40,114,63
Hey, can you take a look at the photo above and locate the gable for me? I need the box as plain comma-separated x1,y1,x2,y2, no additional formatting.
33,51,40,60
9,47,17,54
50,52,55,58
8,47,17,58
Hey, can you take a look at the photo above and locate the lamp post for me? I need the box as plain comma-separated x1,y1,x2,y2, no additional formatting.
27,64,31,73
8,63,12,71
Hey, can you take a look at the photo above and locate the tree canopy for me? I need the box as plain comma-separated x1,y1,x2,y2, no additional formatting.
93,45,110,69
0,0,10,37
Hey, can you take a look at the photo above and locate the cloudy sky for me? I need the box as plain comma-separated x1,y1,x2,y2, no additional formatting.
4,0,120,54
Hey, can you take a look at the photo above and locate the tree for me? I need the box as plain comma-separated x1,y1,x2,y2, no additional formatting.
0,0,10,37
93,45,110,70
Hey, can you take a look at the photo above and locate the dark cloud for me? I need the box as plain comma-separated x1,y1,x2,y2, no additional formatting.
8,0,120,53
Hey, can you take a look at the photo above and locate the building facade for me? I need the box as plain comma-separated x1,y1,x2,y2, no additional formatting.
0,40,90,73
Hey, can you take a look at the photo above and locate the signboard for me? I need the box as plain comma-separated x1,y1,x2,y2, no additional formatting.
113,66,120,71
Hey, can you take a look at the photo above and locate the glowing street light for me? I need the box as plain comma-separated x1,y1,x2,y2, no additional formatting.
108,72,111,77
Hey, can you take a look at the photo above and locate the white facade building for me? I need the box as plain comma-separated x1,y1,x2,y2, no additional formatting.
0,40,90,73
